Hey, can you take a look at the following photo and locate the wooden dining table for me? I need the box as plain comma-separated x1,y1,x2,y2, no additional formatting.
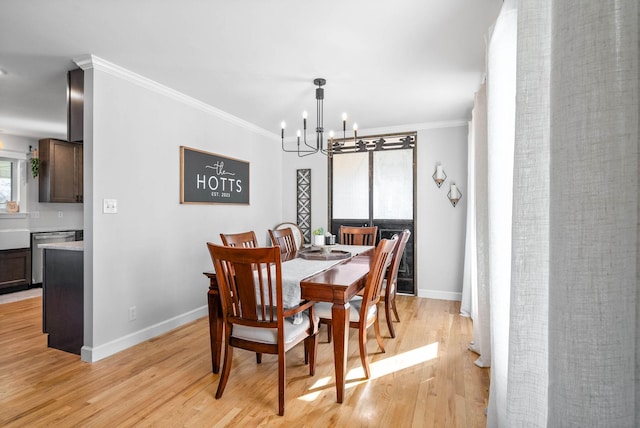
203,245,374,404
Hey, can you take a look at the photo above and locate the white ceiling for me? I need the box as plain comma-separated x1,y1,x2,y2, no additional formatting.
0,0,501,140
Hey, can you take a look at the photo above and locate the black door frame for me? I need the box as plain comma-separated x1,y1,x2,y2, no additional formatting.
327,132,416,295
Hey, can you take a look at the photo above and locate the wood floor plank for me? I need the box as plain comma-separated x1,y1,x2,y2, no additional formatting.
0,295,489,427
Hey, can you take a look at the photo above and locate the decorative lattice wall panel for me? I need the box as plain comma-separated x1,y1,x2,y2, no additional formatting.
296,169,311,244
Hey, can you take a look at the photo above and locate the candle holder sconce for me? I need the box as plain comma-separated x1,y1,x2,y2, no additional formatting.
432,164,447,188
447,183,462,207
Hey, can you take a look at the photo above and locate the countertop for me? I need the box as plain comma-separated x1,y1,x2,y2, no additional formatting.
38,241,84,251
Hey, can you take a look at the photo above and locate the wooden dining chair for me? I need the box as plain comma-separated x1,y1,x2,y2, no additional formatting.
220,230,262,362
383,229,411,338
220,230,259,248
268,227,298,254
274,222,304,249
315,237,397,379
206,243,319,416
339,225,378,246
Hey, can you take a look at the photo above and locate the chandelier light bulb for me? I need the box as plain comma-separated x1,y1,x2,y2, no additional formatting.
302,111,308,119
281,121,286,130
353,123,358,131
342,112,347,121
329,130,335,138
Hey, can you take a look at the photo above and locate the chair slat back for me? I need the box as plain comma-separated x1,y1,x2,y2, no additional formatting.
274,222,304,248
386,229,411,291
339,225,378,246
360,238,397,314
207,243,282,327
268,228,298,254
220,231,259,248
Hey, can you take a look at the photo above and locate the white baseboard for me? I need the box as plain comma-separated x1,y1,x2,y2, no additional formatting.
79,290,459,362
81,305,208,363
417,289,462,301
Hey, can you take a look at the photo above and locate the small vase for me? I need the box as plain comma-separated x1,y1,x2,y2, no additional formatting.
313,235,325,246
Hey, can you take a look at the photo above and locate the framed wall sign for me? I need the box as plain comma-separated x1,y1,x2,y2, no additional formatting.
180,146,250,205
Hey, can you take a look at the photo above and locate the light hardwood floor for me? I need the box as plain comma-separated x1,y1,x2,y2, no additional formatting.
0,295,489,427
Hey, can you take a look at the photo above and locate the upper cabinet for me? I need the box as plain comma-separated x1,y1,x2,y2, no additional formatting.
67,68,83,143
38,139,83,203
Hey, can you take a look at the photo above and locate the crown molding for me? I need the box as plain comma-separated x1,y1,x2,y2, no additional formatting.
73,54,277,140
361,120,468,136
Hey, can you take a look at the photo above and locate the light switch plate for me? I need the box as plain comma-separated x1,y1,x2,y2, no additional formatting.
103,199,118,214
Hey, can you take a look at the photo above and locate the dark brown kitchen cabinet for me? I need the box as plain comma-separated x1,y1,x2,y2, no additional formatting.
42,247,83,355
67,68,84,142
0,248,31,291
39,138,83,203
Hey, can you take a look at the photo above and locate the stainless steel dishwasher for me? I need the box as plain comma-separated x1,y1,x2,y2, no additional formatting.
31,231,77,285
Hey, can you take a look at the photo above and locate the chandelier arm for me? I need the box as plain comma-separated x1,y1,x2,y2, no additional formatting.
297,148,318,157
302,115,315,151
282,138,317,154
303,133,317,151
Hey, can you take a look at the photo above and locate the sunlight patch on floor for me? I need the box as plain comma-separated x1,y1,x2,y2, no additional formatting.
297,342,439,401
345,342,439,387
298,376,333,402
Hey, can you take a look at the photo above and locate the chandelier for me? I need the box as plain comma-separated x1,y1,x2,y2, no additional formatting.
280,78,357,157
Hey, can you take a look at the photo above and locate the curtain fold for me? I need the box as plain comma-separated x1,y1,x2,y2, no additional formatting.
547,1,638,425
463,84,491,368
506,1,551,425
485,1,517,424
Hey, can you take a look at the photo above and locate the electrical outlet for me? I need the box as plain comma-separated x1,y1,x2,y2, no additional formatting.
103,199,118,214
31,211,40,218
129,306,137,321
57,211,63,218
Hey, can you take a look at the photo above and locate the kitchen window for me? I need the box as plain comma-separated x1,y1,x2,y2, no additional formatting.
0,151,26,213
0,159,13,209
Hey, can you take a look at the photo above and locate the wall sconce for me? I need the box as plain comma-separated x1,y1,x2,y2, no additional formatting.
432,163,446,188
448,183,462,207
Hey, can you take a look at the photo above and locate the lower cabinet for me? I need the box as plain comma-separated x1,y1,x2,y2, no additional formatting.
42,248,83,355
0,248,31,292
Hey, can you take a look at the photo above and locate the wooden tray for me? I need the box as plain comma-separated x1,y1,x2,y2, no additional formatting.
298,249,351,260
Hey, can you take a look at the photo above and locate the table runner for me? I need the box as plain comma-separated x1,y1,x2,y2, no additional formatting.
256,258,344,310
255,245,374,323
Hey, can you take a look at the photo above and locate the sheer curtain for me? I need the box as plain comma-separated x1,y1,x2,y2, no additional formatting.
462,83,491,369
506,1,550,425
474,0,639,426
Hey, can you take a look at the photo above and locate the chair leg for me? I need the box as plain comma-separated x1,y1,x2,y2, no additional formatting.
326,323,333,343
385,299,396,339
391,294,400,322
215,343,233,399
358,326,370,379
306,333,318,376
278,351,286,416
374,315,386,354
256,352,262,364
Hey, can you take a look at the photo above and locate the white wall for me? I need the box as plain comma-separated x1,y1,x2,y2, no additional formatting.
80,57,282,361
416,126,468,300
280,124,468,301
0,134,83,234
